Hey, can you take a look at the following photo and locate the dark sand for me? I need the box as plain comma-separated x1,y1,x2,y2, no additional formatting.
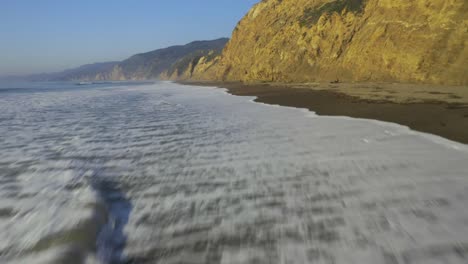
182,81,468,144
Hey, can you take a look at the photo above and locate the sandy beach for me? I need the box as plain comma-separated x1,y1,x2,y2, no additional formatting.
182,81,468,144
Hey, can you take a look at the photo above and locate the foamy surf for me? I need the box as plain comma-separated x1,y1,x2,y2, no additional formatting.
0,82,467,263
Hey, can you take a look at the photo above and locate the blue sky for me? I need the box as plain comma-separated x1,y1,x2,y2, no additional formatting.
0,0,259,75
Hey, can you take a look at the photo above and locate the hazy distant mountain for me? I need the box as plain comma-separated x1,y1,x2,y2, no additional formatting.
54,38,229,81
52,62,120,81
103,38,229,80
1,38,229,82
0,62,119,82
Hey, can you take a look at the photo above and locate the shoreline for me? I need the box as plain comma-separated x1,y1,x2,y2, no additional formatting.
180,81,468,144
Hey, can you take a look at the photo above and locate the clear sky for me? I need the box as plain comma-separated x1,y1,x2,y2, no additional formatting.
0,0,259,76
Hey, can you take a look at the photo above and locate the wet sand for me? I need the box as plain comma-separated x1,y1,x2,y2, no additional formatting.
182,81,468,144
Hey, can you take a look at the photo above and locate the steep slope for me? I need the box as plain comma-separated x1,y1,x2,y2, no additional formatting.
192,0,467,85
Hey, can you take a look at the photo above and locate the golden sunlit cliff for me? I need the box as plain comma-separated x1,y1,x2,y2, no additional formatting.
185,0,467,85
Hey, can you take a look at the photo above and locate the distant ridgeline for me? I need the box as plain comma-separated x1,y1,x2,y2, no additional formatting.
13,38,229,82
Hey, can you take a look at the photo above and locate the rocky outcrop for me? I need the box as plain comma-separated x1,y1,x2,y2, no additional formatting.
159,49,223,81
191,0,468,85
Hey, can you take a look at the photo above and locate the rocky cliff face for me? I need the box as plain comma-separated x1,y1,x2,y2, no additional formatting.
191,0,467,85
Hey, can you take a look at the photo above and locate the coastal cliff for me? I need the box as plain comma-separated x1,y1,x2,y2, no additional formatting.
12,1,466,85
189,0,468,85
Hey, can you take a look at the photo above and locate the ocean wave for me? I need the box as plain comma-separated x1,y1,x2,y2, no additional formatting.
0,82,467,263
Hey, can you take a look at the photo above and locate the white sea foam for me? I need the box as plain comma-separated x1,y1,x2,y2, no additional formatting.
0,82,467,263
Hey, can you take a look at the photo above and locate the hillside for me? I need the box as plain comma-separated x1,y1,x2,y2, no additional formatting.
190,0,468,85
72,38,229,81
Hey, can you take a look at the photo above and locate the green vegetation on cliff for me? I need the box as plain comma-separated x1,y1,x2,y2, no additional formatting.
299,0,365,27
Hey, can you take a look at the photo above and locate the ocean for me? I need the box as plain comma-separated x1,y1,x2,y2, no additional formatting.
1,81,467,264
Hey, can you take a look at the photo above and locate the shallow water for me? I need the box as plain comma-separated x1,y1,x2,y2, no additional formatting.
1,82,468,264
